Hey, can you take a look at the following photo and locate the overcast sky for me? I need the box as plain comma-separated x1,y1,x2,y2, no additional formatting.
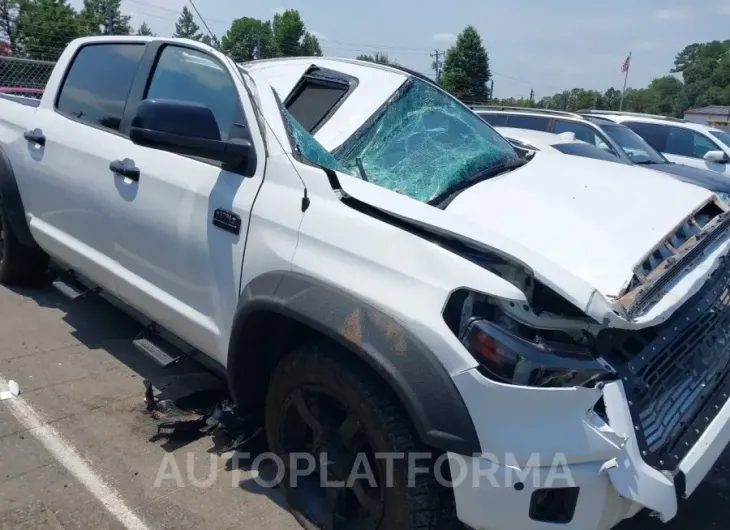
71,0,730,99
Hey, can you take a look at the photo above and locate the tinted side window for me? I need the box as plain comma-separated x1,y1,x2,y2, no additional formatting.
552,142,622,162
505,115,550,131
554,120,600,145
623,121,669,152
57,44,145,131
286,71,350,133
146,46,240,140
691,131,720,158
478,113,508,127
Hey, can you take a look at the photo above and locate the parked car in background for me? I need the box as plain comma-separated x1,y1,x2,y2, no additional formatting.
476,107,730,200
495,126,628,162
578,110,730,176
474,106,628,161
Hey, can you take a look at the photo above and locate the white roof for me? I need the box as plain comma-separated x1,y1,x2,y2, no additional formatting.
241,57,409,150
587,112,727,135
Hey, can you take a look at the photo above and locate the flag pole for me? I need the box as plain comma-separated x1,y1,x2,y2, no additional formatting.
619,51,631,111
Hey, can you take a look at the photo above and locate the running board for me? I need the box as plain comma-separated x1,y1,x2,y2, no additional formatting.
133,330,193,368
52,273,98,300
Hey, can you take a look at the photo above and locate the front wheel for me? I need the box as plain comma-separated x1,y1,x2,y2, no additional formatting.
265,342,458,530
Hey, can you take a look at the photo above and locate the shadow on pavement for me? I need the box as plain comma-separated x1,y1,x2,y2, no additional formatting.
6,278,290,512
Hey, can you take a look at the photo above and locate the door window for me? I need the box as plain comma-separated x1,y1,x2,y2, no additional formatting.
554,120,618,156
145,46,240,140
554,120,595,143
56,43,145,132
666,126,721,159
623,122,669,152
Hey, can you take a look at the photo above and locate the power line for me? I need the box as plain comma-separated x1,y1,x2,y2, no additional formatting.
187,0,217,48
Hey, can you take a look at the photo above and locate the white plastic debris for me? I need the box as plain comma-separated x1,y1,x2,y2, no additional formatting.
0,379,20,400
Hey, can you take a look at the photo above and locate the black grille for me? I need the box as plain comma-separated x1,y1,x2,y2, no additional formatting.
597,257,730,470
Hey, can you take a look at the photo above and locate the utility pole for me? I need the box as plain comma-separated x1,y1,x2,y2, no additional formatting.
529,88,534,107
619,51,632,111
430,49,444,83
105,2,113,35
489,79,494,103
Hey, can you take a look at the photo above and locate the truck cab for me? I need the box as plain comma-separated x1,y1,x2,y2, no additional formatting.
2,36,730,530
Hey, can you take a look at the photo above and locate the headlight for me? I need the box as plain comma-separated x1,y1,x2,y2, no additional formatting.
444,288,613,388
462,319,611,387
717,192,730,205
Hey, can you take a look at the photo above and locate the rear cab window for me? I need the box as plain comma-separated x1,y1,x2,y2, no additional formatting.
285,67,355,133
56,43,145,132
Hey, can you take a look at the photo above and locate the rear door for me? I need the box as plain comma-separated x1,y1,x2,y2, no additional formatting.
108,42,266,364
19,42,145,291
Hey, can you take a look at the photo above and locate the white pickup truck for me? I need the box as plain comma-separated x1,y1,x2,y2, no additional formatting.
1,36,730,530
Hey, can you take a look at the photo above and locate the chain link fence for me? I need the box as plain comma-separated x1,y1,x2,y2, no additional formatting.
0,56,55,93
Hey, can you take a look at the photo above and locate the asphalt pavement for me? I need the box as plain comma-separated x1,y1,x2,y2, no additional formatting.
0,277,728,529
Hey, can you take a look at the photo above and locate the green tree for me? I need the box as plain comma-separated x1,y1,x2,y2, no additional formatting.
136,21,155,36
17,0,80,60
300,32,321,56
441,25,490,104
200,33,220,48
356,52,394,65
172,6,201,40
0,0,22,54
220,17,275,62
272,9,304,56
79,0,131,36
603,87,621,110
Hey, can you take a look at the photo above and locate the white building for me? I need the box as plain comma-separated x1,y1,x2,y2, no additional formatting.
684,106,730,128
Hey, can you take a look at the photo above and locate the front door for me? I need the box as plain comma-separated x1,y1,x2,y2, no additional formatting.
109,43,266,363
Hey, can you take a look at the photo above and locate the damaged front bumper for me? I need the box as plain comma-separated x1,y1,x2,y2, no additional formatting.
450,255,730,530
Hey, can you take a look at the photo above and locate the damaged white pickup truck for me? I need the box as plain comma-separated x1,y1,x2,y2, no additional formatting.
1,36,730,530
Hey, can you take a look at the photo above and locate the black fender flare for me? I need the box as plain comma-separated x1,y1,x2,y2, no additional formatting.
228,271,481,456
0,146,40,249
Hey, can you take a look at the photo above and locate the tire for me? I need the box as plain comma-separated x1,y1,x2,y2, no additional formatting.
266,342,459,530
0,203,48,285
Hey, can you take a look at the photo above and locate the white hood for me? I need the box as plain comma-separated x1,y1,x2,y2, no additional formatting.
444,151,714,297
334,152,730,327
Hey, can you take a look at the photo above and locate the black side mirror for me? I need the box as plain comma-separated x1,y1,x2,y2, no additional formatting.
130,99,252,168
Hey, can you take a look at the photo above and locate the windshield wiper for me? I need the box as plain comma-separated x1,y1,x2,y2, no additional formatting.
635,160,661,165
430,158,528,208
355,157,370,182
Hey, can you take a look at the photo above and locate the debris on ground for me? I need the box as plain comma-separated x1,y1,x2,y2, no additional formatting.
0,380,20,400
143,379,262,454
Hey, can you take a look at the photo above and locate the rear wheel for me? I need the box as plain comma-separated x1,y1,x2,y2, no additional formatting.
0,203,48,284
265,342,458,530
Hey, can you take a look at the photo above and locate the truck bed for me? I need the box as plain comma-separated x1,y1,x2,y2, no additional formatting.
0,93,41,108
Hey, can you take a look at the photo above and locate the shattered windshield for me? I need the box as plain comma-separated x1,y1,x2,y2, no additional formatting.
281,105,354,174
331,78,520,202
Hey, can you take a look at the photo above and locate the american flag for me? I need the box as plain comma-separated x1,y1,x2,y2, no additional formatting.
621,53,631,73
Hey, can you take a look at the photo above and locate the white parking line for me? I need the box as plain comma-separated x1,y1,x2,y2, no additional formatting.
0,375,152,530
